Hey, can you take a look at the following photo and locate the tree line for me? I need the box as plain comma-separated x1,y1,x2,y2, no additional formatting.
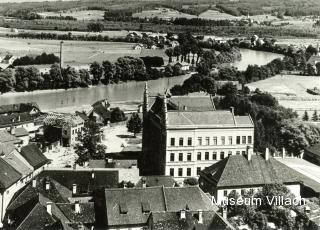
12,53,60,67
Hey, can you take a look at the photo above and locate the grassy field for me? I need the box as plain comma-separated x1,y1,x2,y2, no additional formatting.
0,37,167,65
133,8,196,20
39,10,105,20
246,75,320,117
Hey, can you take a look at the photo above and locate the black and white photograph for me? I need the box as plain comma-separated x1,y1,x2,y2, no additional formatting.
1,0,320,229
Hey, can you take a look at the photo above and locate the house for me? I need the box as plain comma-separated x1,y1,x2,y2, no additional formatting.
199,151,303,204
0,130,22,147
101,186,232,229
141,84,254,182
43,113,85,147
89,99,111,125
0,103,40,116
174,62,190,71
134,43,144,50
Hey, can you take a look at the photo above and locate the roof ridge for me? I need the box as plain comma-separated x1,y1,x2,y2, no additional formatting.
162,186,168,211
179,112,194,125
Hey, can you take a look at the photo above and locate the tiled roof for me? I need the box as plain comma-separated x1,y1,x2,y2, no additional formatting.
44,113,84,128
136,176,176,188
20,144,50,169
167,111,253,128
91,104,111,120
0,158,21,190
104,186,217,227
0,112,39,128
201,155,303,188
7,185,38,211
16,203,57,230
0,130,20,144
2,147,33,176
56,202,95,224
0,142,16,155
167,96,216,111
40,170,119,194
14,127,29,137
0,102,39,115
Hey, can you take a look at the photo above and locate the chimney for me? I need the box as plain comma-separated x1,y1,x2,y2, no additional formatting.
198,210,203,224
10,126,15,135
183,105,187,111
230,107,234,115
72,184,77,195
246,146,252,161
91,171,95,179
17,116,20,122
180,210,186,220
46,202,52,215
45,181,50,190
265,148,270,161
282,147,286,159
222,206,227,219
74,201,80,214
32,179,37,188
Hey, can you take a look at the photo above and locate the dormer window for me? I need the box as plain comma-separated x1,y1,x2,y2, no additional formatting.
141,201,151,213
119,202,128,214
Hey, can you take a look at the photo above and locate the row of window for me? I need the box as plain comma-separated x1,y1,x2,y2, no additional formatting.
169,167,203,177
169,150,247,162
170,136,252,147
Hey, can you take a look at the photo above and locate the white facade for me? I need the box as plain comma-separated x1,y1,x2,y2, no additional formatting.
165,127,254,181
62,122,84,146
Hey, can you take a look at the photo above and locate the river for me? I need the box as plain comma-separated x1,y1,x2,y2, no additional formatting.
0,49,283,111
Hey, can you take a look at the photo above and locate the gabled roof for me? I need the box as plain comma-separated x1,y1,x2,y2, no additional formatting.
91,103,111,120
201,155,303,188
20,144,50,169
167,96,216,111
104,186,217,227
0,112,38,128
14,127,29,137
0,130,20,144
0,158,21,190
0,102,40,115
7,185,38,211
2,146,33,176
56,202,95,224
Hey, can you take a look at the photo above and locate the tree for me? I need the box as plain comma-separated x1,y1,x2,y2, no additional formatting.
218,82,238,96
183,177,198,186
87,22,104,32
102,60,114,84
90,62,103,84
127,113,142,137
312,110,319,121
0,69,15,93
165,48,174,63
111,107,126,123
302,111,309,121
75,121,106,165
118,181,135,188
79,69,91,87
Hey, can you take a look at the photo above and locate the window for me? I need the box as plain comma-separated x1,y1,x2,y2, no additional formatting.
170,168,174,176
205,137,210,145
224,190,227,196
213,137,217,145
187,168,191,176
170,153,175,162
221,136,225,145
220,152,225,160
205,152,209,160
228,136,233,145
179,138,184,146
187,153,191,161
228,151,232,156
241,189,245,196
248,136,252,144
236,136,241,144
178,168,183,177
236,151,240,155
242,151,246,155
212,152,217,160
198,137,202,146
242,136,246,144
188,137,192,146
170,138,175,146
179,153,183,161
197,152,201,160
197,167,201,175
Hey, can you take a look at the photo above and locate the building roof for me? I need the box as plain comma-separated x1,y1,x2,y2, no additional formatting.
2,146,33,176
0,102,40,115
0,112,38,128
167,110,253,129
305,143,320,156
56,202,95,224
0,130,20,144
91,102,111,121
136,176,176,188
14,127,29,137
44,113,84,128
0,158,21,190
20,144,50,169
167,96,216,112
104,186,216,227
200,154,303,188
7,185,38,211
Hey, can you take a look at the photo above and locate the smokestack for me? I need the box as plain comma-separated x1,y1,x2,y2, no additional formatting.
46,202,52,215
74,201,80,214
72,184,77,195
60,41,64,69
265,148,270,161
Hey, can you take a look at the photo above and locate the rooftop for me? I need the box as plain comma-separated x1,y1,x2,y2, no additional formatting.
20,144,50,169
56,202,95,224
14,127,29,137
0,130,20,144
0,112,39,128
201,154,303,188
167,95,216,111
2,146,33,176
0,102,39,115
0,158,21,190
44,113,84,128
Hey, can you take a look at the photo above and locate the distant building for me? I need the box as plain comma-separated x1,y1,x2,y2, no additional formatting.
101,186,233,229
133,43,144,50
88,99,111,125
141,83,254,181
199,151,303,204
174,62,190,71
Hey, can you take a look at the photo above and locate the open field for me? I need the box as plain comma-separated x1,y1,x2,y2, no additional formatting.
0,37,167,65
133,7,196,20
246,75,320,117
39,10,105,20
198,10,239,20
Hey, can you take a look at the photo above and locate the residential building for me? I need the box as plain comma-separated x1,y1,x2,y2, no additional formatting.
199,151,303,204
11,127,29,146
88,99,111,125
141,84,254,181
102,186,232,229
0,103,40,116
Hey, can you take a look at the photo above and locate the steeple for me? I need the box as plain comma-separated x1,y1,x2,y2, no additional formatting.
143,82,149,118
